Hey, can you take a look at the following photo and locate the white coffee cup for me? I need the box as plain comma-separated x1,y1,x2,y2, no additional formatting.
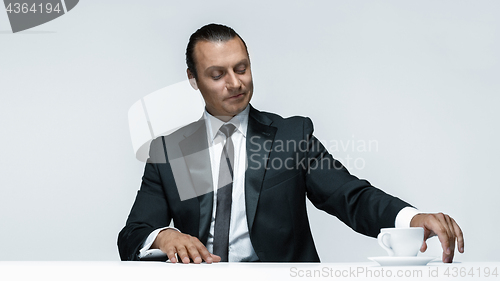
377,227,424,257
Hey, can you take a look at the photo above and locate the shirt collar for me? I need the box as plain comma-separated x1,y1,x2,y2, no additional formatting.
204,104,250,143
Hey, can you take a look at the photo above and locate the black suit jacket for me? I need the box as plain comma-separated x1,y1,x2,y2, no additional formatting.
118,105,411,262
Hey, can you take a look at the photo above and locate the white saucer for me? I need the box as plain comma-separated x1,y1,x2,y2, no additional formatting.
368,256,436,266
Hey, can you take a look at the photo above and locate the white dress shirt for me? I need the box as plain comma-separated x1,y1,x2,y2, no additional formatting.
138,105,419,261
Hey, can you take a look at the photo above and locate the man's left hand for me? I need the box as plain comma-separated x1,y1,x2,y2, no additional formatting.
410,213,464,263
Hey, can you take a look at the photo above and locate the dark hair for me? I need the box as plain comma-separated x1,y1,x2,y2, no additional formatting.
186,23,248,80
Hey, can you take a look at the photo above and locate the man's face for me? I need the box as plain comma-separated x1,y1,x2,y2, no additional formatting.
189,37,253,120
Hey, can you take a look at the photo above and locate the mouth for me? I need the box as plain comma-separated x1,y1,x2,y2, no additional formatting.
228,93,245,99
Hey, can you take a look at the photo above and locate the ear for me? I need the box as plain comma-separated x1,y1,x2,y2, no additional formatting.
187,69,198,90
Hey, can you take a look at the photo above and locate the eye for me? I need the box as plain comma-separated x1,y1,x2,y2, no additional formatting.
235,67,246,74
211,72,223,80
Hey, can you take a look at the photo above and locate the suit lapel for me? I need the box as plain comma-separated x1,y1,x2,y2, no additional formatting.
245,106,277,233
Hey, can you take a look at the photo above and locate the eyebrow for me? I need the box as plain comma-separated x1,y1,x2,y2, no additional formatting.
204,59,249,73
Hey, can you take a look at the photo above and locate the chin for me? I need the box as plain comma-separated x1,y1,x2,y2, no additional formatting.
225,105,246,117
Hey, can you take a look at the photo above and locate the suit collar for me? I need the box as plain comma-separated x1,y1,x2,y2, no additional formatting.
248,105,273,126
204,105,250,141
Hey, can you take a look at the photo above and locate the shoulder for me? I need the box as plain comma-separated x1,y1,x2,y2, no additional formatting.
250,106,314,132
148,119,206,161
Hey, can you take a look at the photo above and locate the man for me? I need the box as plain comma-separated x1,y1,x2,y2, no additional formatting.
118,24,464,263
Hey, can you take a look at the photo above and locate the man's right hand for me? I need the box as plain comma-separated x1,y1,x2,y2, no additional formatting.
151,229,221,264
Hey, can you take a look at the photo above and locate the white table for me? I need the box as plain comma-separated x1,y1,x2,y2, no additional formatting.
1,261,498,280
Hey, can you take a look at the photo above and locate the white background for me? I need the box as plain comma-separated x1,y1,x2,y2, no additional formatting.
0,0,498,262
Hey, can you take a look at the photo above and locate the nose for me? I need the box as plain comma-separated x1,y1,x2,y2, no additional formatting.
225,71,241,90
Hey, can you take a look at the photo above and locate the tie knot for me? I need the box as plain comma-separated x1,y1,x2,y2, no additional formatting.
219,123,237,138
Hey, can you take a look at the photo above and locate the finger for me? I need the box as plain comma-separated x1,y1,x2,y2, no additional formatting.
186,244,202,264
421,228,434,253
442,251,449,264
451,218,464,253
210,253,222,263
420,240,428,253
425,214,451,262
434,213,453,255
434,213,456,263
443,215,456,262
443,215,456,252
194,241,214,264
423,229,433,240
165,248,177,263
175,246,190,264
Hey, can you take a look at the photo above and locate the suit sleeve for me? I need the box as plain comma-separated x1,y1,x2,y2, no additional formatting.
117,137,172,261
302,118,412,237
